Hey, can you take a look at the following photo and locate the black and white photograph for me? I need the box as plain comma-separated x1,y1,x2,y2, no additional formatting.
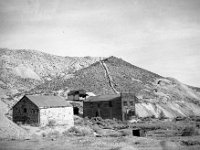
0,0,200,149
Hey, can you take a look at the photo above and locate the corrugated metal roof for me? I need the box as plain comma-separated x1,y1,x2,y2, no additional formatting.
25,95,72,108
85,94,120,102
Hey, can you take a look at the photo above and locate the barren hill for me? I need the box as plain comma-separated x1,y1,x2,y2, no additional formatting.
0,48,100,95
34,56,200,118
34,56,161,94
1,49,200,118
34,56,200,100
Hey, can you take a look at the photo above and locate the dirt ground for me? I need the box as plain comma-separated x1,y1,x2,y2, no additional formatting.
1,135,200,150
0,136,178,150
1,115,200,150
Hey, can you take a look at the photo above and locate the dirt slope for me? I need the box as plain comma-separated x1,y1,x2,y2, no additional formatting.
0,100,28,139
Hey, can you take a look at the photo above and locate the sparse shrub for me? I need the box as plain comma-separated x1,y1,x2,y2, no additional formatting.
47,130,60,138
119,129,131,136
47,119,56,128
158,111,166,120
62,130,70,136
16,121,22,126
181,126,199,136
63,126,93,136
109,147,121,150
108,131,122,137
181,140,200,146
42,132,46,137
74,116,84,125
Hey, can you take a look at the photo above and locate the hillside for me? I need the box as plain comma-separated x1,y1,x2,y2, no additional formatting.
1,49,200,118
34,56,200,100
34,56,160,94
33,56,200,118
0,48,100,95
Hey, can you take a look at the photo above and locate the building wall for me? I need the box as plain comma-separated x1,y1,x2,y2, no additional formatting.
40,107,74,127
83,98,122,120
121,93,137,120
13,97,39,125
68,95,79,101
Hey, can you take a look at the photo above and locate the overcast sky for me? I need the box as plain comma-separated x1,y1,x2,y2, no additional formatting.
0,0,200,87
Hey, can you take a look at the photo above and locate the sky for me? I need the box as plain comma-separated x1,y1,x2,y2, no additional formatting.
0,0,200,87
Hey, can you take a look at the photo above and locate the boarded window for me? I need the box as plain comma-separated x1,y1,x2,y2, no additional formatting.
109,101,112,107
24,108,27,113
123,101,127,106
130,101,134,106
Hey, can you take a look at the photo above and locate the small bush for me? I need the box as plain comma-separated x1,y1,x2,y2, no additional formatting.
181,140,200,146
63,126,93,136
47,120,56,128
42,132,46,137
47,131,60,138
181,126,199,136
16,121,22,126
74,116,84,125
158,111,166,120
108,132,122,137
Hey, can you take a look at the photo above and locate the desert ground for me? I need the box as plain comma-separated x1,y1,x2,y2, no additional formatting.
1,116,200,150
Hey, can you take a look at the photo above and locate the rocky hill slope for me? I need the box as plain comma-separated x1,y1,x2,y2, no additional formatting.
0,48,100,95
34,56,161,94
1,49,200,118
33,56,200,118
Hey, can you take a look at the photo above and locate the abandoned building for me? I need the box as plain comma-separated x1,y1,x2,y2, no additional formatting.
12,95,74,126
68,89,88,101
83,93,138,121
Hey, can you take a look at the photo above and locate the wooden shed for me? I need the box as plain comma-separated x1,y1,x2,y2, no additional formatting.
83,93,138,121
12,95,74,126
68,89,88,101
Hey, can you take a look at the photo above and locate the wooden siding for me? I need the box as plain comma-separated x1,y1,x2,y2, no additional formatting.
83,93,137,121
121,93,137,121
13,96,74,127
13,96,39,125
83,97,122,120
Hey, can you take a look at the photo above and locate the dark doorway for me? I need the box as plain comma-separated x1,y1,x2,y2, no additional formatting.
73,107,79,115
96,111,99,117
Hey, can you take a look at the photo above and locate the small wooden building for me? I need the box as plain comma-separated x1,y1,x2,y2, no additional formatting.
12,95,74,126
83,93,138,121
68,89,88,101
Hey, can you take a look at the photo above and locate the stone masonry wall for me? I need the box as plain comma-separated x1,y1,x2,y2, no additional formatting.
40,107,74,127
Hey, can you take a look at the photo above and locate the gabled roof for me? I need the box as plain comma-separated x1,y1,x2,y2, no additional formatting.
85,94,120,102
68,89,88,97
25,95,72,108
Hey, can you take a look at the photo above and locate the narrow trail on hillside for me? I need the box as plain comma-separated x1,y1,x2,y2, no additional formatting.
100,60,119,94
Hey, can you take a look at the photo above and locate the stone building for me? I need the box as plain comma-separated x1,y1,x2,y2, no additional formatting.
83,93,138,121
12,95,74,126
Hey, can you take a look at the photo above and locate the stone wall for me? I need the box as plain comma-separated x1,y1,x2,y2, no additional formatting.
40,107,74,127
